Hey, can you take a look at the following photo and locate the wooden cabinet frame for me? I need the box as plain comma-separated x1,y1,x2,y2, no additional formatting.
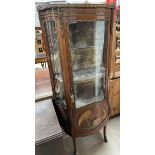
37,3,115,154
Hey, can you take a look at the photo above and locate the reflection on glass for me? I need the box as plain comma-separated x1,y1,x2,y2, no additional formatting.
69,21,106,108
45,21,65,101
74,78,105,108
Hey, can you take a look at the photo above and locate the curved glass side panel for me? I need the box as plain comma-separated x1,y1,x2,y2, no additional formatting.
45,21,65,102
69,21,106,108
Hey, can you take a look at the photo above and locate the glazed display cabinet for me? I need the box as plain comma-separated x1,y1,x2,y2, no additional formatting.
37,2,115,154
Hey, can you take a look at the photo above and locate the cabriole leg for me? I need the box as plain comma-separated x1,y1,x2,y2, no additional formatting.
72,136,77,155
103,125,108,143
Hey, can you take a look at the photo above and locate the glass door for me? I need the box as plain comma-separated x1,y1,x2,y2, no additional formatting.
68,21,106,108
44,21,65,104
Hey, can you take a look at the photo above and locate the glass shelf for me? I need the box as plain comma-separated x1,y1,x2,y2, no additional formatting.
73,67,105,82
55,67,105,83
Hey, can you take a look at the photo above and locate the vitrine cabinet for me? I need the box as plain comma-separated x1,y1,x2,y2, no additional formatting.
37,2,115,154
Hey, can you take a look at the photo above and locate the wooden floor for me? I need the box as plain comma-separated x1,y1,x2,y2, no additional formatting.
63,117,120,155
35,67,52,101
